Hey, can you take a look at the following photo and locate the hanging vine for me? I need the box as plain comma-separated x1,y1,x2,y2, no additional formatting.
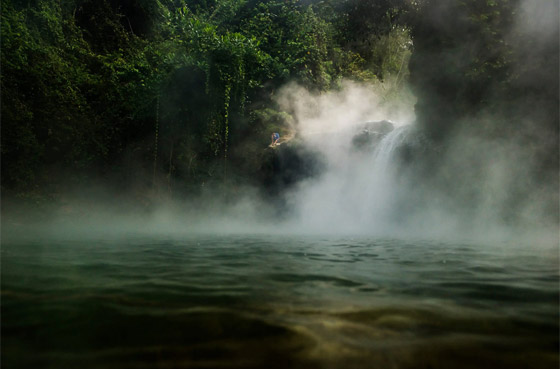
152,95,159,188
223,77,232,180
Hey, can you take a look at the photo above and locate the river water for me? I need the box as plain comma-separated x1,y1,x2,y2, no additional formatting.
2,233,558,368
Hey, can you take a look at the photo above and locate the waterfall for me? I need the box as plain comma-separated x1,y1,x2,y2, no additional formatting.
372,125,410,173
293,122,412,233
357,124,410,225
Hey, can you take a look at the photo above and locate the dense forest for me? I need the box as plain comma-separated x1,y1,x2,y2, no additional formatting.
2,0,412,203
2,0,558,222
409,0,559,225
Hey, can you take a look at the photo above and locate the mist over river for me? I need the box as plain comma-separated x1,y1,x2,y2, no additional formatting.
2,234,558,369
2,0,558,367
2,89,558,369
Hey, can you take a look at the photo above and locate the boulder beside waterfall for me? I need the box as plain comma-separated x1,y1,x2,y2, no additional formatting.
352,120,395,150
259,138,324,195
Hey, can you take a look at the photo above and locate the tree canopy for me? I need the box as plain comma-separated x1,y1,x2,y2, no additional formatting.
2,0,557,213
1,0,412,200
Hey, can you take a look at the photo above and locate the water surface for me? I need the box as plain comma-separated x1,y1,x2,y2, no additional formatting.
2,234,558,368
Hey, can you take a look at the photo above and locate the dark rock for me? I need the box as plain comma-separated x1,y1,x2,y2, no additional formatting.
362,120,395,134
258,139,324,196
351,120,394,150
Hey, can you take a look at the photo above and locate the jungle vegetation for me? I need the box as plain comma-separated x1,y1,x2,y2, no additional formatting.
1,0,557,214
2,0,412,202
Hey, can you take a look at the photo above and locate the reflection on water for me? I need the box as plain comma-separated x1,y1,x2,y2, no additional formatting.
2,235,558,368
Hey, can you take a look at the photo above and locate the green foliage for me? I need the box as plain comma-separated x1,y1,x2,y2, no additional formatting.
408,0,522,140
1,0,413,198
332,0,411,80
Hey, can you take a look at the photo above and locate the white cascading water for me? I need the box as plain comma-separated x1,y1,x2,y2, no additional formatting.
359,124,411,228
292,123,412,233
372,125,410,173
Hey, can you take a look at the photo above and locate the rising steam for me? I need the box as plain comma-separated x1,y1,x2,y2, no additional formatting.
4,0,557,245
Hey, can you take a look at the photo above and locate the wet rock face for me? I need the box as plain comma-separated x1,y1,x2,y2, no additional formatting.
258,120,401,197
351,120,395,150
259,140,325,195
